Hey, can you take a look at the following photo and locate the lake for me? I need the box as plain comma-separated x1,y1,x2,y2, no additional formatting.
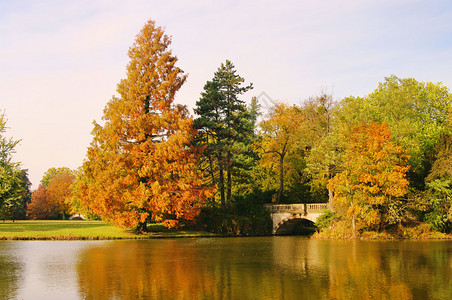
0,237,451,299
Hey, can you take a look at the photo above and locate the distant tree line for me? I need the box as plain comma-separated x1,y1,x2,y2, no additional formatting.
27,167,75,220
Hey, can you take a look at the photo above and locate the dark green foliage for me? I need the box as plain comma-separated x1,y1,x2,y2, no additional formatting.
197,191,272,236
424,180,452,233
0,114,31,221
2,170,31,220
423,133,452,233
284,179,326,204
194,60,255,206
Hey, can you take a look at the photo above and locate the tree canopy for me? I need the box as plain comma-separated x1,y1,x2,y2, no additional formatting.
256,102,307,203
76,20,212,230
0,112,30,220
337,76,452,188
27,167,75,220
194,60,255,206
327,122,410,232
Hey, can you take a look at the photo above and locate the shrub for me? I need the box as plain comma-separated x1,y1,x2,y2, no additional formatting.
197,191,273,236
315,209,340,229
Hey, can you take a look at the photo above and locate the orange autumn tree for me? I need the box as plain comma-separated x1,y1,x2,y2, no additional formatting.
46,172,75,219
77,20,211,230
27,168,75,220
327,122,410,232
27,184,49,220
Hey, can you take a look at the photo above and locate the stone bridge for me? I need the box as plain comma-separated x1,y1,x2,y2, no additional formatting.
264,203,329,235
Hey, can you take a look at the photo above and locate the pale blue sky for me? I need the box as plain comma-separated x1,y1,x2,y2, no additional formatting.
1,0,452,187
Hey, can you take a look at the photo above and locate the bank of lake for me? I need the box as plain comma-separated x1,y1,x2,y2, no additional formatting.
0,220,218,240
0,220,451,240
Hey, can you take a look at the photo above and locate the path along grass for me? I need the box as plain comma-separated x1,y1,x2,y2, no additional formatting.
0,220,215,240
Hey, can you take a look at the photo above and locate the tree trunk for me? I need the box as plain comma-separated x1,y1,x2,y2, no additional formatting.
137,221,148,232
219,163,225,207
226,151,232,203
277,154,284,203
328,188,334,211
208,156,215,186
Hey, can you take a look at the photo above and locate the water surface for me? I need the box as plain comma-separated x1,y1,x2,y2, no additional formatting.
0,237,451,299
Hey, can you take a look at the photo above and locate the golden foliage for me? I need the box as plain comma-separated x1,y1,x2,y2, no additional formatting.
256,102,308,202
327,122,410,231
46,172,75,218
76,20,212,229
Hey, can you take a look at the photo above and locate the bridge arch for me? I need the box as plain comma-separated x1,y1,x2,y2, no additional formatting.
274,218,316,235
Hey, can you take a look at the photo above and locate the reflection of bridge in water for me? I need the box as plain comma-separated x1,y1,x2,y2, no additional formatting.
265,203,329,235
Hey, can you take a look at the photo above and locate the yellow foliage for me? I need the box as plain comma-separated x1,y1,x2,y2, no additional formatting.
328,122,410,231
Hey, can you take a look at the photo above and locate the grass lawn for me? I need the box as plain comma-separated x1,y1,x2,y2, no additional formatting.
0,220,216,240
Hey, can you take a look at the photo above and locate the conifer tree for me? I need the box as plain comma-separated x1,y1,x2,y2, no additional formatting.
194,60,254,206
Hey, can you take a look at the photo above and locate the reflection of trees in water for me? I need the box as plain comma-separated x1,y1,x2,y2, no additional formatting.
428,242,452,299
77,240,217,299
270,238,451,300
0,243,23,300
322,241,451,300
76,238,451,300
326,241,413,299
383,241,452,299
76,238,330,299
271,237,331,299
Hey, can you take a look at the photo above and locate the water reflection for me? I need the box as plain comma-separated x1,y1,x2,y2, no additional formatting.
77,240,218,299
0,242,23,300
324,241,413,299
0,238,450,299
273,239,452,299
13,241,101,299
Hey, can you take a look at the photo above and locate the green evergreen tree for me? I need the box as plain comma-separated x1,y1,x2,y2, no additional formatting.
194,60,254,206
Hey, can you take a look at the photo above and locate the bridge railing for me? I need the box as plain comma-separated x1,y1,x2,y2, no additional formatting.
264,203,328,213
263,204,303,213
306,203,329,211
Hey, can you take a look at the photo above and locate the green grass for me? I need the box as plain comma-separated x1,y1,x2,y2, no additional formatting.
0,220,216,240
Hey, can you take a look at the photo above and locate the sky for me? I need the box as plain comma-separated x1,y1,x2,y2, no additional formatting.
1,0,452,188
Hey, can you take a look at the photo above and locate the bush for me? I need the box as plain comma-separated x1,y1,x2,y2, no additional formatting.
312,220,357,239
315,209,340,229
197,192,273,236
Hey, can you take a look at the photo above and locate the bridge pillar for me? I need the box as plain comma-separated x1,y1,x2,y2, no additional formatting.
271,212,292,234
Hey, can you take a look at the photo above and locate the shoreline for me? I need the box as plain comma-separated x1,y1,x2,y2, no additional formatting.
1,232,451,241
0,233,221,241
1,220,451,241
